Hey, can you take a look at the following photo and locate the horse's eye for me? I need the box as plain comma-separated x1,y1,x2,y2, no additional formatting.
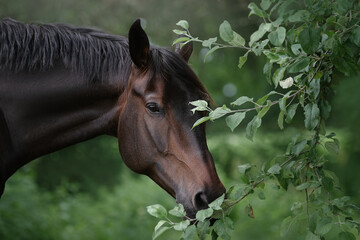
146,102,161,114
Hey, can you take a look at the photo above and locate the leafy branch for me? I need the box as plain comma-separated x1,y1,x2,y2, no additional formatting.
148,0,360,239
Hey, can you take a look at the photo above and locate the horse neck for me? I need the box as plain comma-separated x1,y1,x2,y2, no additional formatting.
0,63,128,181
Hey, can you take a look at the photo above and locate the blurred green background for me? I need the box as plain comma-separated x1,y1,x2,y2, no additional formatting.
0,0,359,239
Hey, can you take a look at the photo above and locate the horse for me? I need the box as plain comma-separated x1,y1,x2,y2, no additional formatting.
0,18,225,219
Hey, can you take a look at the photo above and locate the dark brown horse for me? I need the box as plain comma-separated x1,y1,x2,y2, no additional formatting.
0,18,225,218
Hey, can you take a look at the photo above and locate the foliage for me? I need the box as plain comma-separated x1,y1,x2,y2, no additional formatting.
35,136,122,195
0,131,355,240
1,0,360,239
148,0,360,239
0,168,178,240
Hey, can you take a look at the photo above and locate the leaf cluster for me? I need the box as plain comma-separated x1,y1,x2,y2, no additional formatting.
148,0,360,239
147,194,236,240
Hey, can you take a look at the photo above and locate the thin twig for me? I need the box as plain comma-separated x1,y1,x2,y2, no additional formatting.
226,152,306,209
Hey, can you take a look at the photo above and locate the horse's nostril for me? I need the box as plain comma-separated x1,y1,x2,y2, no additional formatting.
194,191,209,210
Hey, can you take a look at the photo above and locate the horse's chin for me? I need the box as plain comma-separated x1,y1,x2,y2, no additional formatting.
177,200,218,226
185,210,197,221
185,211,217,226
176,199,196,220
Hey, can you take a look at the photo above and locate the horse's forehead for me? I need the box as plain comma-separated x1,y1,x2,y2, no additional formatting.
141,51,205,104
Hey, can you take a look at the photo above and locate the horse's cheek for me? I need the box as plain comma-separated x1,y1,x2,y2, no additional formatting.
143,115,169,154
117,110,147,173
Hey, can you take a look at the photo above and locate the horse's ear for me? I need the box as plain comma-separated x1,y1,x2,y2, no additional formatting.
175,39,193,62
128,19,150,68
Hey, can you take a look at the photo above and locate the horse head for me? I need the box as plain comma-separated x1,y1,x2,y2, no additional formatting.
117,20,225,218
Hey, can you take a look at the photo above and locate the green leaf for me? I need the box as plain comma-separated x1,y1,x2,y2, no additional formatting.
280,216,302,239
204,46,220,62
202,37,218,48
322,176,334,192
209,194,225,210
258,100,272,118
249,23,272,46
272,66,286,88
176,20,189,30
246,115,262,141
196,221,210,240
278,110,285,130
173,29,188,35
196,208,213,222
279,91,292,112
190,100,208,113
268,163,281,175
192,116,211,128
219,21,245,46
240,174,250,184
332,56,354,76
305,231,321,240
219,20,234,42
309,212,318,233
296,182,311,191
287,58,310,73
326,132,336,138
319,120,326,136
336,0,353,14
307,78,320,99
283,169,294,179
147,204,167,219
182,225,196,240
235,187,248,199
213,217,234,240
272,16,284,27
209,105,231,120
325,138,340,154
257,91,277,105
248,2,266,18
153,225,171,240
238,163,252,174
304,103,320,130
169,204,186,217
173,37,190,46
291,44,303,55
260,0,271,10
320,100,331,120
263,61,273,84
268,27,286,46
290,202,303,214
211,230,219,240
225,112,246,131
299,27,321,54
352,27,360,46
238,52,248,69
257,191,266,200
230,32,246,47
285,103,298,123
153,220,172,240
296,182,318,190
315,217,333,235
288,10,311,22
231,96,253,106
173,220,190,231
263,50,280,63
277,174,288,190
339,231,356,240
154,220,169,233
252,39,269,56
292,140,307,156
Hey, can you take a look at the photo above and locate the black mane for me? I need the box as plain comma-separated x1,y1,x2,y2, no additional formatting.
0,18,210,101
151,47,211,103
0,18,131,81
